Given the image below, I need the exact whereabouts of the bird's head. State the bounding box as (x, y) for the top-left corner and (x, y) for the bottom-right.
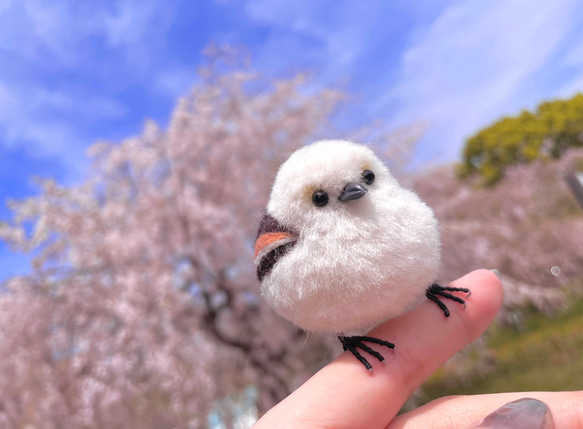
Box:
(267, 140), (399, 236)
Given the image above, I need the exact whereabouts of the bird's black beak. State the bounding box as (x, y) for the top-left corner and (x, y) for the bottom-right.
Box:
(339, 182), (368, 201)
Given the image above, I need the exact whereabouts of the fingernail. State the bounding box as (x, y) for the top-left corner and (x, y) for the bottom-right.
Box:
(468, 398), (555, 428)
(489, 268), (500, 279)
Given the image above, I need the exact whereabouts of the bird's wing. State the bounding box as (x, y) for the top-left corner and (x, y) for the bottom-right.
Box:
(255, 213), (298, 281)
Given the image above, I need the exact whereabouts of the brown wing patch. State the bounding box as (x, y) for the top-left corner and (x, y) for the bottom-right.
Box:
(257, 241), (296, 282)
(255, 213), (298, 281)
(256, 213), (296, 237)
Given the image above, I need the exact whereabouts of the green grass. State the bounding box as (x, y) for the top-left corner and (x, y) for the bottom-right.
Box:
(420, 295), (583, 401)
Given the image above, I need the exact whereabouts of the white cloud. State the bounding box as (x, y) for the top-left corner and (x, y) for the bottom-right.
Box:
(0, 0), (174, 170)
(0, 81), (127, 179)
(554, 22), (583, 97)
(244, 1), (583, 163)
(244, 1), (369, 77)
(0, 0), (12, 13)
(0, 1), (103, 66)
(556, 74), (583, 100)
(378, 0), (578, 161)
(564, 46), (583, 68)
(153, 67), (198, 99)
(2, 0), (582, 173)
(0, 87), (73, 177)
(103, 0), (175, 68)
(0, 0), (174, 69)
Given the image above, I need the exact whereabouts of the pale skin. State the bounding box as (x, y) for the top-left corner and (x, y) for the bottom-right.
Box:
(253, 269), (583, 428)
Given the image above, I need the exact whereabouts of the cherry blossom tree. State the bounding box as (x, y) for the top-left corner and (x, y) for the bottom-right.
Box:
(415, 148), (583, 322)
(4, 44), (581, 427)
(0, 51), (343, 427)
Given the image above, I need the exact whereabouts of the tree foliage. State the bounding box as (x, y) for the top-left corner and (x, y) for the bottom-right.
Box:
(4, 47), (581, 427)
(417, 148), (583, 322)
(0, 48), (424, 427)
(0, 53), (343, 427)
(459, 94), (583, 185)
(412, 149), (583, 406)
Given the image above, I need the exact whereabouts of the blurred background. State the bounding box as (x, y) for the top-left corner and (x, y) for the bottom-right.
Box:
(1, 1), (583, 428)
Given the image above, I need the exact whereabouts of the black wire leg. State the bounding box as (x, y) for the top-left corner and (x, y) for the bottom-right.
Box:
(426, 283), (471, 317)
(338, 335), (395, 372)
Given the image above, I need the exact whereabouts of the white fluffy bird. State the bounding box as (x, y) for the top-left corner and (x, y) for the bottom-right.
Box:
(254, 140), (469, 369)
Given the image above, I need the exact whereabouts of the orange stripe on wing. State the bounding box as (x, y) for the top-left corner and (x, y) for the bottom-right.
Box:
(254, 232), (296, 259)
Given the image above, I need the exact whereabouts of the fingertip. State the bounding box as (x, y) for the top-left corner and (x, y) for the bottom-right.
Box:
(452, 268), (503, 312)
(253, 271), (506, 429)
(453, 268), (502, 290)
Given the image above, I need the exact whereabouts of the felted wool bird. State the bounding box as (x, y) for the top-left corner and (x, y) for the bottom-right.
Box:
(254, 139), (469, 370)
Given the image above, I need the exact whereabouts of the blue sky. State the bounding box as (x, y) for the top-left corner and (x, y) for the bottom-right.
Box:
(2, 0), (583, 280)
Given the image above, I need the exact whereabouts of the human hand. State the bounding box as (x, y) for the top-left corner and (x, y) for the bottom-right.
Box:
(252, 269), (583, 428)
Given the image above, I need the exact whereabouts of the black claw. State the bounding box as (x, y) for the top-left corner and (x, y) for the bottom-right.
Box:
(433, 290), (466, 305)
(338, 335), (395, 371)
(426, 292), (450, 316)
(439, 286), (471, 294)
(426, 283), (471, 317)
(352, 341), (385, 363)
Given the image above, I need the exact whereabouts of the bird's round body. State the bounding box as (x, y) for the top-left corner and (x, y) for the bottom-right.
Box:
(255, 140), (440, 334)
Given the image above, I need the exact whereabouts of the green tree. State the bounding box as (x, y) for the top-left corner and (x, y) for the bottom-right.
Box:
(459, 93), (583, 185)
(538, 94), (583, 157)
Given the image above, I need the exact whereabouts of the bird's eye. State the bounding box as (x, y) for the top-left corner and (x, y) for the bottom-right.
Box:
(362, 169), (375, 185)
(312, 190), (329, 207)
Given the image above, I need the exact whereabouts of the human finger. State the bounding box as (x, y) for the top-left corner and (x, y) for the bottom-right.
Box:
(253, 269), (503, 429)
(387, 391), (583, 429)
